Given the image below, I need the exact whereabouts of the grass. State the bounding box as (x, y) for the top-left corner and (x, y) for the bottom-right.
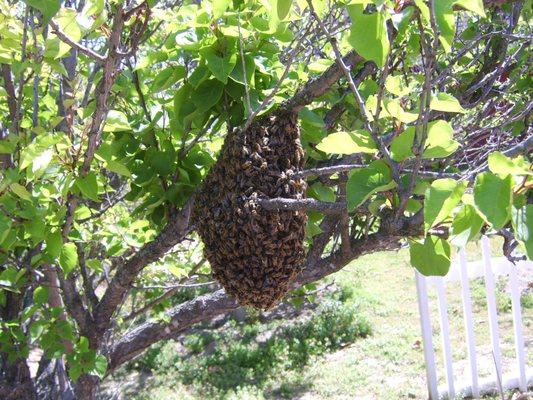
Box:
(106, 239), (532, 399)
(124, 298), (371, 399)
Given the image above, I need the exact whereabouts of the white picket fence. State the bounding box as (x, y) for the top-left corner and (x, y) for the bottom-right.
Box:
(416, 236), (532, 399)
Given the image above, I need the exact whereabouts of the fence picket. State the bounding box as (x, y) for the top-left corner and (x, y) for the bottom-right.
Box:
(480, 236), (503, 387)
(418, 237), (530, 399)
(435, 278), (455, 398)
(416, 271), (439, 400)
(508, 261), (527, 391)
(459, 248), (480, 398)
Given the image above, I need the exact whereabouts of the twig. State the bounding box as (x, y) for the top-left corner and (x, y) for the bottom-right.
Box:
(243, 20), (313, 129)
(297, 164), (461, 179)
(257, 197), (346, 214)
(49, 21), (106, 63)
(133, 281), (215, 290)
(397, 5), (439, 217)
(78, 192), (127, 223)
(306, 0), (400, 186)
(237, 11), (252, 116)
(77, 243), (99, 310)
(124, 258), (205, 321)
(12, 6), (29, 134)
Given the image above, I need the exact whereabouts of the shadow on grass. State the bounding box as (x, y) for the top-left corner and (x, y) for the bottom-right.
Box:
(134, 298), (371, 399)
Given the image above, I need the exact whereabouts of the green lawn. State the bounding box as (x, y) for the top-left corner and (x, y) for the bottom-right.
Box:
(106, 240), (532, 400)
(289, 242), (532, 399)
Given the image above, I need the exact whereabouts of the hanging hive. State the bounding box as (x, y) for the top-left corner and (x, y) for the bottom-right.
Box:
(192, 110), (307, 309)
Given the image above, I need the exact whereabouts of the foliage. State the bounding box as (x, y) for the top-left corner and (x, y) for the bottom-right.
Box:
(0, 0), (531, 397)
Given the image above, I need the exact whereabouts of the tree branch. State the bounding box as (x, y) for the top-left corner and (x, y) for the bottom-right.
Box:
(305, 1), (400, 186)
(49, 21), (105, 63)
(297, 164), (461, 180)
(257, 197), (346, 214)
(1, 64), (17, 120)
(244, 19), (313, 129)
(93, 198), (193, 337)
(123, 258), (205, 322)
(283, 51), (364, 112)
(106, 212), (422, 371)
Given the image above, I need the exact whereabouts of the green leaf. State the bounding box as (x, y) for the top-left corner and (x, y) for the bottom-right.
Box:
(90, 354), (108, 378)
(68, 363), (83, 382)
(488, 152), (532, 176)
(390, 127), (415, 161)
(59, 243), (78, 277)
(45, 229), (63, 259)
(430, 92), (466, 113)
(10, 183), (31, 201)
(200, 47), (237, 84)
(191, 78), (225, 113)
(450, 204), (484, 248)
(434, 0), (456, 52)
(212, 0), (232, 18)
(512, 205), (533, 260)
(23, 0), (60, 23)
(346, 160), (396, 211)
(347, 5), (390, 68)
(106, 160), (131, 177)
(29, 320), (47, 341)
(299, 108), (325, 128)
(414, 0), (430, 21)
(188, 65), (210, 88)
(474, 172), (512, 230)
(424, 178), (466, 233)
(391, 121), (459, 161)
(33, 287), (49, 305)
(168, 264), (185, 278)
(147, 150), (175, 176)
(25, 219), (46, 244)
(0, 135), (18, 154)
(86, 259), (103, 273)
(230, 55), (256, 85)
(384, 75), (411, 97)
(75, 172), (99, 202)
(309, 182), (336, 203)
(31, 149), (54, 178)
(151, 66), (186, 92)
(316, 130), (376, 155)
(0, 214), (12, 245)
(410, 236), (451, 276)
(384, 99), (418, 123)
(173, 84), (192, 121)
(423, 120), (459, 159)
(276, 0), (292, 20)
(54, 8), (82, 42)
(103, 111), (131, 132)
(455, 0), (486, 17)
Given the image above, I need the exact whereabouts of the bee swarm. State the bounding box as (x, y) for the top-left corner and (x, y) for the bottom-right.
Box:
(193, 111), (307, 309)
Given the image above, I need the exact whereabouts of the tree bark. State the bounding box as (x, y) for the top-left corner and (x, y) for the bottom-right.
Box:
(106, 213), (422, 372)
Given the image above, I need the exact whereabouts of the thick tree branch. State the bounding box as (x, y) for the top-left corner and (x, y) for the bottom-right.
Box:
(283, 51), (364, 112)
(257, 197), (346, 214)
(298, 164), (462, 180)
(93, 198), (193, 337)
(1, 64), (17, 120)
(107, 213), (422, 371)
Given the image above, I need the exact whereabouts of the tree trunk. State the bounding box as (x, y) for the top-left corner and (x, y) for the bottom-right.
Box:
(74, 374), (100, 400)
(0, 357), (37, 400)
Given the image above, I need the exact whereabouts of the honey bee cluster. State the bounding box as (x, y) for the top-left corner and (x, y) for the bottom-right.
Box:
(193, 111), (308, 309)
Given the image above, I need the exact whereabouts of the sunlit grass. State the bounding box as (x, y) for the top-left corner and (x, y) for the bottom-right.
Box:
(108, 240), (531, 400)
